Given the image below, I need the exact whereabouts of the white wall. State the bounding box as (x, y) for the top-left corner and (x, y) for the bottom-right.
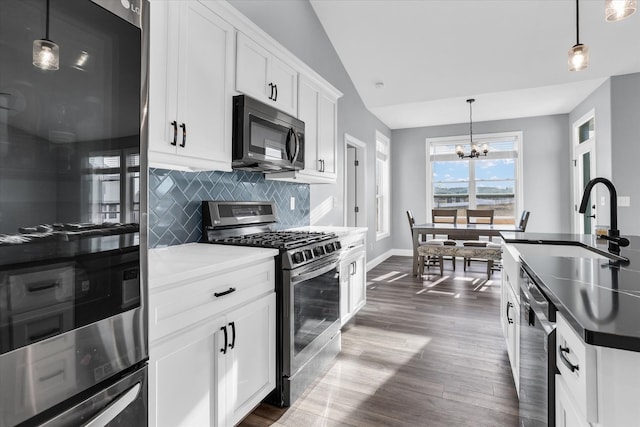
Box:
(391, 115), (571, 250)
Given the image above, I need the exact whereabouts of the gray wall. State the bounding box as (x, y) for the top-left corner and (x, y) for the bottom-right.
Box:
(569, 79), (613, 228)
(391, 115), (571, 250)
(228, 0), (393, 260)
(611, 73), (640, 236)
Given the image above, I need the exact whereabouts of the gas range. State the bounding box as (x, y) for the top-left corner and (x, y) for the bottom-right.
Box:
(202, 201), (341, 270)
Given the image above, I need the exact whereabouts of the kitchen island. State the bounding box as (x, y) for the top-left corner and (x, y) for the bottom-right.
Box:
(500, 232), (640, 427)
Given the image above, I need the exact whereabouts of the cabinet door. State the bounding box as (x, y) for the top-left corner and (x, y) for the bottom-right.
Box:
(175, 1), (233, 165)
(148, 1), (179, 156)
(556, 375), (589, 427)
(339, 259), (352, 325)
(316, 91), (337, 176)
(150, 316), (226, 427)
(225, 293), (276, 426)
(236, 33), (271, 102)
(350, 251), (366, 314)
(298, 77), (319, 172)
(270, 55), (298, 116)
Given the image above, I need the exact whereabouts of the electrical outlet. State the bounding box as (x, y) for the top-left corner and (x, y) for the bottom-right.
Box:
(290, 197), (295, 210)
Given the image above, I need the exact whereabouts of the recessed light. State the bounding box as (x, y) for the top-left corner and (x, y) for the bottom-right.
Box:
(375, 82), (384, 89)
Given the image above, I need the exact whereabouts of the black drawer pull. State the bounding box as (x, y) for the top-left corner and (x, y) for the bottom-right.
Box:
(27, 281), (59, 292)
(214, 287), (236, 298)
(39, 369), (65, 383)
(29, 327), (61, 342)
(559, 346), (580, 372)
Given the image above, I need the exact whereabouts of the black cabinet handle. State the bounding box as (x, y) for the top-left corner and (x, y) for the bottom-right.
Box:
(170, 121), (177, 146)
(220, 326), (228, 354)
(179, 123), (186, 147)
(229, 322), (236, 349)
(214, 287), (236, 298)
(506, 302), (513, 324)
(268, 82), (274, 100)
(274, 84), (278, 101)
(559, 346), (579, 372)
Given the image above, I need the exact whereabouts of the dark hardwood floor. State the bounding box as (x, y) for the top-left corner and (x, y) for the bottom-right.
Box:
(240, 256), (519, 426)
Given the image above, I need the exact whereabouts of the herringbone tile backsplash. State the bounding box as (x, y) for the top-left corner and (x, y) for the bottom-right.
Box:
(148, 169), (310, 248)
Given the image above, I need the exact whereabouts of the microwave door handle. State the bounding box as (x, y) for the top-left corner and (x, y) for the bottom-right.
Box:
(292, 130), (300, 164)
(285, 128), (293, 162)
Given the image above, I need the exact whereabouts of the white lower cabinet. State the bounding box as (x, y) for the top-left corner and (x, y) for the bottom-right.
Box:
(339, 242), (366, 326)
(150, 293), (275, 427)
(556, 374), (589, 427)
(500, 243), (520, 392)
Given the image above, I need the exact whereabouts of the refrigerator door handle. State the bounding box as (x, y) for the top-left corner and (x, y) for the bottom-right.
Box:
(84, 382), (141, 427)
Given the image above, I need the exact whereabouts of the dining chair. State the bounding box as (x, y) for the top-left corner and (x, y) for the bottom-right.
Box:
(463, 209), (495, 272)
(431, 209), (458, 270)
(518, 210), (530, 231)
(407, 210), (455, 273)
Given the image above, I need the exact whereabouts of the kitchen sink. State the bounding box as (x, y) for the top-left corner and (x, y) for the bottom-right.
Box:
(511, 243), (612, 260)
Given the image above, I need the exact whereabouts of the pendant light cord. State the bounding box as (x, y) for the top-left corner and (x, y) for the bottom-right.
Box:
(45, 0), (50, 40)
(576, 0), (580, 45)
(468, 99), (474, 144)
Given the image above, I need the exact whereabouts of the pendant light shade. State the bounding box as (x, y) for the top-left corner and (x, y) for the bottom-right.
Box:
(605, 0), (637, 21)
(568, 44), (589, 71)
(569, 0), (589, 71)
(33, 0), (59, 71)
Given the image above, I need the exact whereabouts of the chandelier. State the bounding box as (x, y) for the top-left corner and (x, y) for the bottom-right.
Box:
(456, 99), (488, 159)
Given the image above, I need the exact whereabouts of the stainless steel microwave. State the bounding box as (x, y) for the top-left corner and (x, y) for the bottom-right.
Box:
(232, 95), (305, 172)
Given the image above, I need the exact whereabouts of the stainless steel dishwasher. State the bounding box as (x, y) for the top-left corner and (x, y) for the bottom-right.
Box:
(519, 266), (557, 426)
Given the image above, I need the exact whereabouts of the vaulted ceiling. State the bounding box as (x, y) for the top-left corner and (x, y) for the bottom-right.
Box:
(310, 0), (640, 129)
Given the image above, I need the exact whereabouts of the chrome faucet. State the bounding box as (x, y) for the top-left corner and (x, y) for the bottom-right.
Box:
(579, 177), (629, 255)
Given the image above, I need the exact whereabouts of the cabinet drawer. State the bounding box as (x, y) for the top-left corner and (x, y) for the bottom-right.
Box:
(501, 243), (520, 298)
(149, 259), (274, 342)
(556, 313), (597, 423)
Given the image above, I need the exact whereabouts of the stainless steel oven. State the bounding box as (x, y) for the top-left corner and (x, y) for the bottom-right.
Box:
(519, 266), (556, 426)
(0, 0), (148, 425)
(282, 253), (341, 406)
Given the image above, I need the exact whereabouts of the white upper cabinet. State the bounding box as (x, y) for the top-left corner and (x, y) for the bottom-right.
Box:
(236, 33), (297, 116)
(149, 1), (234, 171)
(267, 74), (341, 184)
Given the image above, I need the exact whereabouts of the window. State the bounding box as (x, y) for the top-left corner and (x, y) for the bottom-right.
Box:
(426, 132), (522, 224)
(376, 131), (390, 239)
(84, 150), (140, 224)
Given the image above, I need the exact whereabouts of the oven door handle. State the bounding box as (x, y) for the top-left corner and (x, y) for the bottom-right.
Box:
(290, 258), (340, 284)
(84, 382), (141, 427)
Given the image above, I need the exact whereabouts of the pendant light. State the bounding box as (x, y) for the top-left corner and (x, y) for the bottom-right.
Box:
(605, 0), (636, 21)
(33, 0), (59, 71)
(568, 0), (589, 71)
(455, 99), (488, 159)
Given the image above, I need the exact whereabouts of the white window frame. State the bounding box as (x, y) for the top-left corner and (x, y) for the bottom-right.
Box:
(425, 131), (524, 223)
(376, 131), (391, 240)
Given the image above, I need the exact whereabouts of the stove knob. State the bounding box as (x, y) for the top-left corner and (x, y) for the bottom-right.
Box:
(313, 246), (325, 257)
(325, 243), (334, 253)
(292, 251), (304, 264)
(304, 249), (313, 260)
(334, 241), (342, 250)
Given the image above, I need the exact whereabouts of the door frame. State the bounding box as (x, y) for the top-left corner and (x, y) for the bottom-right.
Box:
(343, 133), (367, 227)
(572, 109), (597, 234)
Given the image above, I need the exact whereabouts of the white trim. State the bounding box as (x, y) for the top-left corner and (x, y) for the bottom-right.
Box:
(343, 133), (368, 227)
(425, 131), (524, 222)
(571, 109), (597, 234)
(375, 131), (391, 240)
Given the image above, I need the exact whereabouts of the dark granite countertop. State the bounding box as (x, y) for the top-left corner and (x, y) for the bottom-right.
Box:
(500, 232), (640, 352)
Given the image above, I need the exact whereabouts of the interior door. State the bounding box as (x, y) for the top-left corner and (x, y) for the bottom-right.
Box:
(572, 114), (596, 235)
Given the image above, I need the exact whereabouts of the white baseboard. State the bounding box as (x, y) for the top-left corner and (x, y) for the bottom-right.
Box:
(366, 248), (413, 271)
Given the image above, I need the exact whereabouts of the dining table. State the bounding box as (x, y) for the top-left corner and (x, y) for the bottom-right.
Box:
(411, 222), (523, 276)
